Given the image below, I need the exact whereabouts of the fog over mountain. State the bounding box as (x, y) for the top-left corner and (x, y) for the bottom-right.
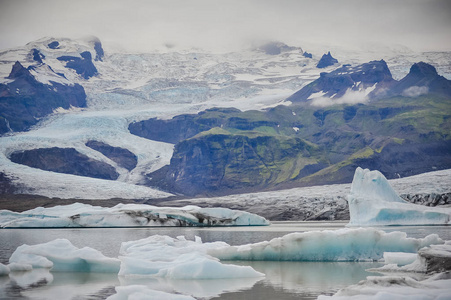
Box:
(0, 0), (450, 52)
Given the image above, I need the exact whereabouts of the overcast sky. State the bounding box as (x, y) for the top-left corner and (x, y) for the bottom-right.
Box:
(0, 0), (450, 52)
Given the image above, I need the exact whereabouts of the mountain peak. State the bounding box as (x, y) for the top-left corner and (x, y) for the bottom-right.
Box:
(316, 52), (338, 68)
(7, 61), (31, 80)
(409, 62), (438, 78)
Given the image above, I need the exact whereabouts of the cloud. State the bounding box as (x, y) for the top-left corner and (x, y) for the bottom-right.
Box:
(0, 0), (450, 52)
(310, 89), (369, 107)
(402, 86), (429, 97)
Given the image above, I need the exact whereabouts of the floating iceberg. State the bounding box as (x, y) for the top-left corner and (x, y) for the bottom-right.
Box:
(318, 273), (451, 300)
(208, 227), (442, 261)
(0, 203), (269, 228)
(118, 235), (264, 279)
(371, 241), (451, 274)
(319, 243), (451, 299)
(9, 239), (120, 273)
(347, 167), (451, 226)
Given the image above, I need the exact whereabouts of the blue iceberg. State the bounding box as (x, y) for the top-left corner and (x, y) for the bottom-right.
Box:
(347, 167), (451, 226)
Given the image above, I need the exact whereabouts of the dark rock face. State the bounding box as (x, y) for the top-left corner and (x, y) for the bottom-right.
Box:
(0, 61), (87, 135)
(31, 49), (45, 64)
(129, 107), (242, 144)
(9, 147), (119, 180)
(303, 52), (312, 58)
(93, 40), (104, 61)
(0, 172), (16, 194)
(47, 41), (60, 49)
(289, 60), (394, 102)
(86, 141), (137, 171)
(57, 51), (98, 79)
(148, 132), (322, 196)
(316, 51), (338, 68)
(388, 62), (451, 98)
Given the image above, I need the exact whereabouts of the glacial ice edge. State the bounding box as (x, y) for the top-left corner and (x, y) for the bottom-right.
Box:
(347, 167), (451, 226)
(0, 203), (270, 228)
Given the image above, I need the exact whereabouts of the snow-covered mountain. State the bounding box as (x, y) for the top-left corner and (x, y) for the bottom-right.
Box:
(0, 37), (450, 200)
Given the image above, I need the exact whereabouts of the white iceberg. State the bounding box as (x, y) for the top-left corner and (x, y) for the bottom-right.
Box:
(347, 167), (451, 226)
(383, 252), (417, 267)
(371, 241), (451, 274)
(9, 238), (120, 273)
(0, 203), (270, 228)
(208, 228), (442, 261)
(319, 243), (451, 299)
(118, 235), (264, 279)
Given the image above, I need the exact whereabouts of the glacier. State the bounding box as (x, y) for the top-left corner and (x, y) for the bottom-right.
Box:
(347, 167), (451, 226)
(2, 37), (451, 201)
(207, 227), (443, 261)
(0, 203), (270, 228)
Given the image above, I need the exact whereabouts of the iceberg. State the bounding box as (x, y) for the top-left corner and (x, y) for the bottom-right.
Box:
(118, 235), (264, 279)
(9, 239), (120, 273)
(347, 167), (451, 226)
(371, 242), (451, 274)
(319, 243), (451, 299)
(208, 228), (442, 261)
(317, 273), (451, 300)
(0, 203), (269, 228)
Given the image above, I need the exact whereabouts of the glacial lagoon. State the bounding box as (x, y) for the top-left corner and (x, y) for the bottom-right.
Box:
(1, 221), (450, 299)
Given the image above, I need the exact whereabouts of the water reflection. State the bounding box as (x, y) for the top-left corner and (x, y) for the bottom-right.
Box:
(0, 261), (382, 299)
(1, 270), (119, 299)
(119, 276), (262, 299)
(0, 222), (448, 299)
(228, 261), (382, 297)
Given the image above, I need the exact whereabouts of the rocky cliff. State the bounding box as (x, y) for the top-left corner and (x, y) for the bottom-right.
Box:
(0, 61), (86, 135)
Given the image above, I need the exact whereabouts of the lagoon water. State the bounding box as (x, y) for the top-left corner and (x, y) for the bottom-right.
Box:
(1, 221), (450, 299)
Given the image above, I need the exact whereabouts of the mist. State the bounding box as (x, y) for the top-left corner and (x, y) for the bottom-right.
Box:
(0, 0), (450, 52)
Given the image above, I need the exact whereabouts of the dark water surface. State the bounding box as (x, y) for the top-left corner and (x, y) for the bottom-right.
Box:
(0, 221), (449, 299)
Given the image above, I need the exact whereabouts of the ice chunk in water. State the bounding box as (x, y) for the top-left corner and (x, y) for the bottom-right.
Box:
(347, 167), (451, 226)
(118, 235), (264, 279)
(0, 203), (270, 228)
(9, 239), (120, 273)
(208, 228), (442, 261)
